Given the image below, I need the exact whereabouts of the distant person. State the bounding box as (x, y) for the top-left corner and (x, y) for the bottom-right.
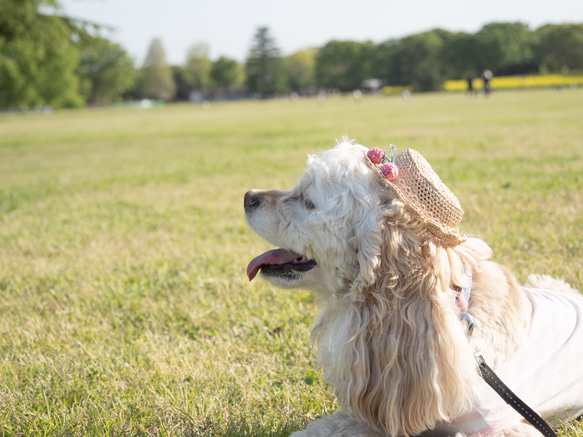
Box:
(466, 74), (476, 97)
(482, 69), (493, 97)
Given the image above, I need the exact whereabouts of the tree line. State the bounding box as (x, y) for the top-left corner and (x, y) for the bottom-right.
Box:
(1, 0), (582, 108)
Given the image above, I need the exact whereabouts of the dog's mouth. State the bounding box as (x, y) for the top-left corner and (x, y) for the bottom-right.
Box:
(246, 249), (317, 281)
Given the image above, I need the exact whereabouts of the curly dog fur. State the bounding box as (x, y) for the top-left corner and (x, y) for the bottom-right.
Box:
(244, 140), (583, 437)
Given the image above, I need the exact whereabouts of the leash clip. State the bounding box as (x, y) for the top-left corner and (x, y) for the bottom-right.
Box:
(474, 351), (485, 365)
(459, 312), (475, 337)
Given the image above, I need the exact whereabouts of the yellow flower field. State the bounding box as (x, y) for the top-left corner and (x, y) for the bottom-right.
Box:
(445, 74), (583, 91)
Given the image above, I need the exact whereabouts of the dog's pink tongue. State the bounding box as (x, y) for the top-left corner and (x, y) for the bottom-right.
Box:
(247, 249), (301, 281)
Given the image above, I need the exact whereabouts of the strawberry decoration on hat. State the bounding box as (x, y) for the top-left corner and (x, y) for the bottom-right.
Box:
(367, 147), (385, 165)
(381, 162), (399, 180)
(367, 145), (399, 181)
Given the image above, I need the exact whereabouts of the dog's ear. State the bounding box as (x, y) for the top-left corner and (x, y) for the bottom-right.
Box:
(341, 229), (483, 436)
(351, 205), (390, 295)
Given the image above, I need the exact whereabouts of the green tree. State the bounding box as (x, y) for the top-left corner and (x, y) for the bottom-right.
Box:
(440, 32), (484, 79)
(371, 39), (399, 84)
(141, 37), (175, 101)
(282, 48), (316, 93)
(315, 40), (374, 90)
(171, 66), (190, 101)
(183, 42), (211, 90)
(476, 22), (538, 75)
(380, 30), (451, 91)
(245, 26), (287, 97)
(76, 35), (136, 103)
(210, 56), (243, 89)
(0, 0), (83, 108)
(537, 23), (583, 72)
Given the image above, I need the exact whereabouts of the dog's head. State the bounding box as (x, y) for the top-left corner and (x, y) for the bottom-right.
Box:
(244, 141), (421, 297)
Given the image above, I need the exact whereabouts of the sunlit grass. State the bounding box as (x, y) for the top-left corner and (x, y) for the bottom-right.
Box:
(0, 89), (582, 435)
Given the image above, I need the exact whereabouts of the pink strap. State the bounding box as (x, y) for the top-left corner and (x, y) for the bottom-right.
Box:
(455, 268), (473, 314)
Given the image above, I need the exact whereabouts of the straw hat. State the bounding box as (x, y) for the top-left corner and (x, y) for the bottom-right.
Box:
(364, 147), (466, 246)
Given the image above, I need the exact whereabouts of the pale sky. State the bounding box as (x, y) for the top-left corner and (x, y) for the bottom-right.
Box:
(58, 0), (583, 66)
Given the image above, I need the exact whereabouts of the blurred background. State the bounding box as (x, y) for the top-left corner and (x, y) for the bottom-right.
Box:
(1, 0), (582, 110)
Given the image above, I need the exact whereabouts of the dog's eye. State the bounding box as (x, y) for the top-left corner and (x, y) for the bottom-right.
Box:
(300, 193), (315, 210)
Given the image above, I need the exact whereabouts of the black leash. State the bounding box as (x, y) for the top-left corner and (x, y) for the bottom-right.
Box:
(476, 353), (557, 437)
(458, 308), (557, 437)
(456, 275), (557, 437)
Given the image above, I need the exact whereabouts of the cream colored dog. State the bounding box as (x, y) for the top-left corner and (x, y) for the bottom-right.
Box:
(244, 140), (583, 437)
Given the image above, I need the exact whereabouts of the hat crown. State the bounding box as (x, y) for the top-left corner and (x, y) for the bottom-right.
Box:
(394, 149), (464, 229)
(365, 148), (466, 246)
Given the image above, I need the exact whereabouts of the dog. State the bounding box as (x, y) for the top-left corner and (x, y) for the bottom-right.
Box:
(244, 139), (583, 437)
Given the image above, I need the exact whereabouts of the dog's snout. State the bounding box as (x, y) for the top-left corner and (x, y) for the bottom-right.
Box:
(244, 190), (262, 211)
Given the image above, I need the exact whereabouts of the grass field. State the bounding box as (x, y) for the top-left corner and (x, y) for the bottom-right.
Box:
(1, 89), (582, 436)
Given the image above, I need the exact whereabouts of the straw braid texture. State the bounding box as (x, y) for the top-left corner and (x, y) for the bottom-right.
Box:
(364, 149), (467, 246)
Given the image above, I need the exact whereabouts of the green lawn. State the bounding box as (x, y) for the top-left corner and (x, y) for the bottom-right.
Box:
(1, 90), (582, 436)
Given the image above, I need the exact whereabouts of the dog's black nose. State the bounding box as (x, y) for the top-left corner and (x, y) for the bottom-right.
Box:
(244, 190), (261, 211)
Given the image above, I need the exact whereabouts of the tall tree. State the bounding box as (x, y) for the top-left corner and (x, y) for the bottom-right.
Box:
(372, 30), (451, 91)
(245, 26), (287, 97)
(537, 23), (583, 72)
(76, 35), (136, 103)
(371, 39), (399, 84)
(282, 48), (316, 93)
(440, 32), (484, 79)
(210, 56), (243, 89)
(315, 40), (374, 91)
(171, 66), (190, 101)
(0, 0), (83, 108)
(183, 42), (211, 91)
(476, 22), (538, 75)
(140, 38), (175, 101)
